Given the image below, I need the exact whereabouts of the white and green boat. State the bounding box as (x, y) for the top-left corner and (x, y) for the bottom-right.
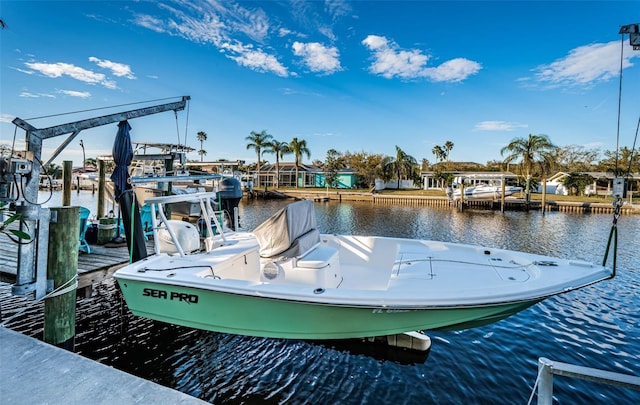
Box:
(113, 192), (613, 340)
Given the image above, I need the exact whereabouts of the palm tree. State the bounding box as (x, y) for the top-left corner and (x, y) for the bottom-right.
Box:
(386, 145), (417, 189)
(264, 139), (290, 188)
(443, 141), (454, 161)
(246, 130), (273, 186)
(288, 137), (311, 188)
(501, 134), (557, 204)
(432, 145), (446, 163)
(196, 131), (207, 162)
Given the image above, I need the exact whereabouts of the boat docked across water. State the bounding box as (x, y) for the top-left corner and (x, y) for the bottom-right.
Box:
(450, 183), (523, 201)
(113, 192), (612, 340)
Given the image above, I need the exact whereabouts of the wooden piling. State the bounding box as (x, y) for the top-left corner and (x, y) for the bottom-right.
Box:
(541, 178), (547, 216)
(62, 160), (73, 206)
(97, 159), (106, 218)
(44, 206), (79, 350)
(501, 178), (506, 213)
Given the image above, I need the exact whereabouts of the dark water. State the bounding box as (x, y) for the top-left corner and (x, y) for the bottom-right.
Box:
(21, 195), (640, 403)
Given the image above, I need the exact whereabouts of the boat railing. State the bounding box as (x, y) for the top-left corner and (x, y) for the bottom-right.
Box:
(530, 357), (640, 405)
(144, 191), (227, 256)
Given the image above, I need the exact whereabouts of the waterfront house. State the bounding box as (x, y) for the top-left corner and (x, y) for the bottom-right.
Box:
(256, 163), (358, 189)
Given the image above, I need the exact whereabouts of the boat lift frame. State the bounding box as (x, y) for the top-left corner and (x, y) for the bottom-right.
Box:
(9, 96), (190, 299)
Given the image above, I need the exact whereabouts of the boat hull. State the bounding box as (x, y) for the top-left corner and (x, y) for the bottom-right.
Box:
(117, 278), (539, 339)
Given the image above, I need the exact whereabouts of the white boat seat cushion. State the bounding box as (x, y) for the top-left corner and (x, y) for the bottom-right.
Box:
(297, 245), (339, 269)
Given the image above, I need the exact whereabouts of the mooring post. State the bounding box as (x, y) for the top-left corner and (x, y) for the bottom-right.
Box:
(541, 178), (547, 216)
(62, 160), (72, 206)
(44, 206), (79, 351)
(501, 176), (506, 213)
(97, 158), (106, 218)
(537, 357), (554, 405)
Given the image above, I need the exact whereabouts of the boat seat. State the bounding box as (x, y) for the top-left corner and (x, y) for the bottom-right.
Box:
(254, 200), (319, 259)
(297, 245), (339, 269)
(157, 220), (200, 255)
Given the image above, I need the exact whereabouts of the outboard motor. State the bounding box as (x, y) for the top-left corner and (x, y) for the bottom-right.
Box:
(218, 177), (243, 230)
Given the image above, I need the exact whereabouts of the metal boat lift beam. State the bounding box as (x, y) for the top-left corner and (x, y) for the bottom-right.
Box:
(10, 96), (190, 298)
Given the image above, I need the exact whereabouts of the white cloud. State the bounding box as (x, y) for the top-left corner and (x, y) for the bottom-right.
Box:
(1, 113), (15, 123)
(531, 41), (639, 88)
(474, 121), (528, 131)
(362, 35), (481, 82)
(135, 2), (289, 77)
(23, 61), (117, 89)
(19, 91), (56, 98)
(89, 57), (136, 79)
(59, 90), (91, 98)
(292, 41), (341, 74)
(325, 0), (352, 20)
(132, 14), (166, 33)
(230, 49), (289, 77)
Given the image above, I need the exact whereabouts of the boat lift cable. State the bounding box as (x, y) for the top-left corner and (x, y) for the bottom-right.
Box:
(602, 26), (639, 277)
(604, 116), (640, 277)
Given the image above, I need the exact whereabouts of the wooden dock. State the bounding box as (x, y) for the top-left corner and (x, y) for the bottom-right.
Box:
(0, 233), (153, 298)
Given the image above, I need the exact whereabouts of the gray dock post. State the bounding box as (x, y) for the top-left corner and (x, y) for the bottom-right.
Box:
(537, 357), (554, 405)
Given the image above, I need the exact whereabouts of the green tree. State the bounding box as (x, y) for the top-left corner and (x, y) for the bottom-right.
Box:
(501, 134), (557, 204)
(598, 147), (639, 176)
(45, 163), (62, 179)
(196, 131), (208, 162)
(84, 157), (97, 168)
(264, 139), (290, 188)
(324, 149), (344, 188)
(288, 137), (311, 188)
(563, 173), (595, 196)
(342, 151), (386, 188)
(246, 130), (273, 185)
(385, 145), (417, 189)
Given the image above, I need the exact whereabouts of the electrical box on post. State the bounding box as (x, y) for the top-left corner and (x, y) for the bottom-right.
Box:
(612, 178), (627, 199)
(10, 158), (32, 175)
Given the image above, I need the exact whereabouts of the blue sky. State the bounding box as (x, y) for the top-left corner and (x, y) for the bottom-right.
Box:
(1, 1), (639, 168)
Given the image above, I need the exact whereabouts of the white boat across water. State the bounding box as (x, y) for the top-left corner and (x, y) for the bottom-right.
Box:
(451, 183), (523, 201)
(113, 192), (612, 340)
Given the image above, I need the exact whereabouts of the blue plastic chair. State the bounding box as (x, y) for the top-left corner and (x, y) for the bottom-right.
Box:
(139, 204), (155, 240)
(79, 206), (91, 254)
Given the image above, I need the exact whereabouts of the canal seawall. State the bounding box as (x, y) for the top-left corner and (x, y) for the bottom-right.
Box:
(274, 190), (640, 215)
